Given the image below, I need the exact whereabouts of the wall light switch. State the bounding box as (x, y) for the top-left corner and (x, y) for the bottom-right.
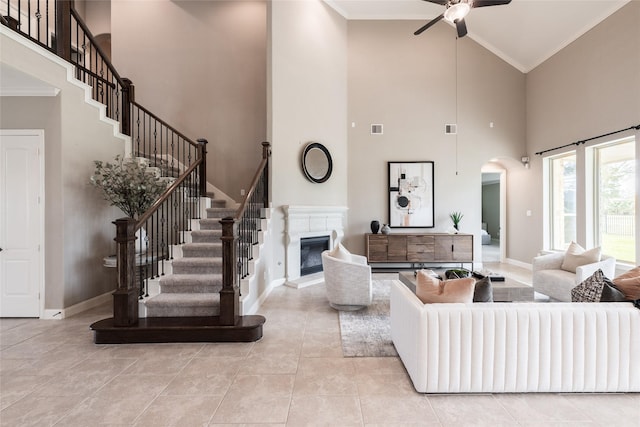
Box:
(526, 210), (532, 217)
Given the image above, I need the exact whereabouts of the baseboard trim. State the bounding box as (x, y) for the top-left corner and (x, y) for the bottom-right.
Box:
(41, 309), (65, 320)
(505, 257), (532, 270)
(41, 291), (112, 320)
(243, 278), (285, 315)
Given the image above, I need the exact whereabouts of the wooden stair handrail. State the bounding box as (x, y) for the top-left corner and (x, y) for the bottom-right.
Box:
(133, 101), (201, 149)
(69, 7), (125, 87)
(135, 158), (202, 229)
(234, 141), (271, 220)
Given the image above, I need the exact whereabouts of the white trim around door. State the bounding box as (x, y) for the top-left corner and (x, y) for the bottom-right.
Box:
(0, 129), (45, 318)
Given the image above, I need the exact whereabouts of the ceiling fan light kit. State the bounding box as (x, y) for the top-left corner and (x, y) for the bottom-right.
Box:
(443, 2), (470, 23)
(415, 0), (512, 38)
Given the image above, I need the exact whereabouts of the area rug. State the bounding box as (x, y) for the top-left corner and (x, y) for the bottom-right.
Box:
(338, 280), (399, 357)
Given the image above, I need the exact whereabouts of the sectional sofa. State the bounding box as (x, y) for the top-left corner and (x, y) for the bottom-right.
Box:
(390, 280), (640, 393)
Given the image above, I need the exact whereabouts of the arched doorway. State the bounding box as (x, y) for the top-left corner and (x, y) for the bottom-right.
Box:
(481, 163), (506, 265)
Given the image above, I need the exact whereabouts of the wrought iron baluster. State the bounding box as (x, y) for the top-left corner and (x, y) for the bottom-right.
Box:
(36, 1), (42, 43)
(46, 0), (49, 47)
(160, 186), (166, 276)
(153, 120), (158, 166)
(27, 0), (30, 38)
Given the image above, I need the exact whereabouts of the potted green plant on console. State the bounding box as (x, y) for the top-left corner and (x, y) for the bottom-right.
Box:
(449, 211), (464, 232)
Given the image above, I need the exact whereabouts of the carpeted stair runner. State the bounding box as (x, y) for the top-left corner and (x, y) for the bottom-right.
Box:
(144, 204), (236, 317)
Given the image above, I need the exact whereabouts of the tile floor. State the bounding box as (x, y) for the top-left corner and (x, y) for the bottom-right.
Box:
(1, 264), (639, 426)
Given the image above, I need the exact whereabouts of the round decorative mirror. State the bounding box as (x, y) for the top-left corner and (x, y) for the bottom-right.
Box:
(301, 142), (332, 183)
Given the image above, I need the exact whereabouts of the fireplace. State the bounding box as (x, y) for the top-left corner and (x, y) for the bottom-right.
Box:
(300, 235), (330, 276)
(283, 205), (347, 288)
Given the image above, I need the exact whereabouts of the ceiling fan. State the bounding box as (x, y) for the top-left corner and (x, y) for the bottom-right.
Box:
(414, 0), (512, 38)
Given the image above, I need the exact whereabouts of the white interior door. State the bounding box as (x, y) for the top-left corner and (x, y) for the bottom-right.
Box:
(0, 130), (44, 317)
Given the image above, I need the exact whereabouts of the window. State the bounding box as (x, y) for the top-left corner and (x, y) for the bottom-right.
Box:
(545, 136), (637, 265)
(593, 139), (636, 264)
(549, 153), (576, 250)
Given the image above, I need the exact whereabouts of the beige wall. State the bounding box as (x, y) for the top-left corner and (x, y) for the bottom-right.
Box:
(81, 0), (111, 36)
(1, 31), (125, 310)
(5, 0), (638, 313)
(267, 0), (349, 280)
(111, 0), (267, 201)
(346, 20), (526, 260)
(0, 97), (65, 309)
(523, 1), (640, 263)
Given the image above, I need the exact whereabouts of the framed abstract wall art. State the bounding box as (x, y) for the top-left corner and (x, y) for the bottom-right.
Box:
(388, 161), (434, 228)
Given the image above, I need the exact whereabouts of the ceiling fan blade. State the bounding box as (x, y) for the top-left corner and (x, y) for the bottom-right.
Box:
(455, 18), (468, 38)
(414, 13), (444, 35)
(420, 0), (448, 5)
(472, 0), (512, 8)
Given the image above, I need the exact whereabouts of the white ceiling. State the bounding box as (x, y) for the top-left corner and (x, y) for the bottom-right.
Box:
(325, 0), (631, 72)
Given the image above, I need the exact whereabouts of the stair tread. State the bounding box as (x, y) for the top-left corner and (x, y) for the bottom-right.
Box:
(146, 293), (220, 305)
(160, 274), (222, 283)
(172, 257), (222, 265)
(160, 273), (222, 287)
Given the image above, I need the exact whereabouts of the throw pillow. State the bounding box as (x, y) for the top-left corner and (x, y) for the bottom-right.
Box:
(612, 266), (640, 300)
(328, 242), (351, 261)
(561, 241), (601, 273)
(444, 268), (471, 279)
(415, 270), (475, 304)
(471, 273), (493, 303)
(571, 269), (626, 302)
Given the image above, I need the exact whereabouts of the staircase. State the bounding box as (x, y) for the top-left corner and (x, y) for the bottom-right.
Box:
(2, 1), (268, 343)
(143, 203), (235, 317)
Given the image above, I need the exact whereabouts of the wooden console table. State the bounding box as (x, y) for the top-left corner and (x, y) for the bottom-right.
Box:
(365, 233), (473, 268)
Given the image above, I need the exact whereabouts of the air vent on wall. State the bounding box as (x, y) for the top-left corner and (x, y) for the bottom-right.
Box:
(445, 124), (457, 134)
(371, 124), (383, 135)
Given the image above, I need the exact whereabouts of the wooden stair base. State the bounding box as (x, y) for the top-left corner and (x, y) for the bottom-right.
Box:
(90, 315), (265, 344)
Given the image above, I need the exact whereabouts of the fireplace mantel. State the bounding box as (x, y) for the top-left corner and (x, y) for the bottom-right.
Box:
(283, 205), (347, 287)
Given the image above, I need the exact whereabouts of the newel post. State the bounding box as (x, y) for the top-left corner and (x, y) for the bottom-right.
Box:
(121, 78), (135, 137)
(261, 141), (271, 209)
(113, 218), (139, 326)
(197, 138), (208, 196)
(220, 217), (239, 325)
(55, 0), (72, 61)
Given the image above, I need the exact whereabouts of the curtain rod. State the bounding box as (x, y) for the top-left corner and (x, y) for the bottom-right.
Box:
(535, 124), (640, 156)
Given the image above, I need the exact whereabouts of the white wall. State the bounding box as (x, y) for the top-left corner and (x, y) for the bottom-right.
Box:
(267, 0), (349, 280)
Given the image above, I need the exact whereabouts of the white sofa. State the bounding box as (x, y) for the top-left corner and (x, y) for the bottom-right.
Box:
(532, 252), (616, 301)
(390, 280), (640, 393)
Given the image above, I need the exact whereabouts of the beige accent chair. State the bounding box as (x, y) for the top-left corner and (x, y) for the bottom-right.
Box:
(532, 252), (616, 301)
(321, 250), (372, 310)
